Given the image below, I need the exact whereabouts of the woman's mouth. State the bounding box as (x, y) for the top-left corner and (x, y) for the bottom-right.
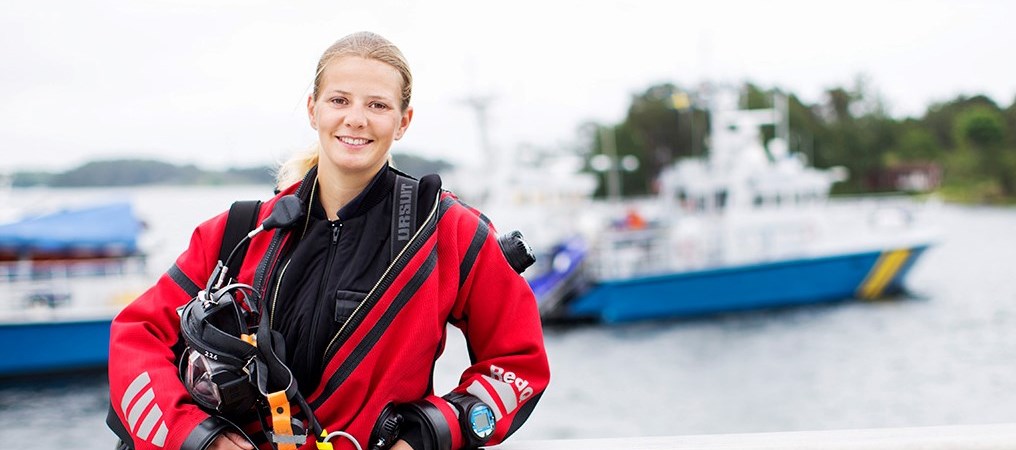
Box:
(338, 136), (372, 146)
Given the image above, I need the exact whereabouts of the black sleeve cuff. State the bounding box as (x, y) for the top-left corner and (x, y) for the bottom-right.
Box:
(396, 400), (452, 450)
(181, 415), (233, 450)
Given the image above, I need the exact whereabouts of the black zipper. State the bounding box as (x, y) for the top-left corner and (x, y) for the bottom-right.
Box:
(315, 221), (342, 303)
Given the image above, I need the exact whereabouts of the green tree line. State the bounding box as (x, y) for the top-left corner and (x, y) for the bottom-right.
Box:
(10, 153), (452, 188)
(585, 80), (1016, 203)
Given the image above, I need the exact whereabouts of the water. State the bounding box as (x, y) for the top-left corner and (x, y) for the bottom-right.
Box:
(2, 187), (1015, 446)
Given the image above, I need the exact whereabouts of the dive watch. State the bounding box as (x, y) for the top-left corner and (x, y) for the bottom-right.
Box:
(445, 393), (495, 447)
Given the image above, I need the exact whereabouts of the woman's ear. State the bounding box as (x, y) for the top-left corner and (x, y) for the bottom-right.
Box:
(395, 106), (414, 140)
(307, 95), (318, 130)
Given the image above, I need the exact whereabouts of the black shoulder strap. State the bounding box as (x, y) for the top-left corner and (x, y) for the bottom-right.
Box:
(220, 200), (262, 282)
(390, 174), (419, 261)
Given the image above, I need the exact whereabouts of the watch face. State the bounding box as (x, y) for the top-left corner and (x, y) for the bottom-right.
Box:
(468, 404), (495, 439)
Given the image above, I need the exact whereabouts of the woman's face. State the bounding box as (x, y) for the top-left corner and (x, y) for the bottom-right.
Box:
(308, 56), (412, 178)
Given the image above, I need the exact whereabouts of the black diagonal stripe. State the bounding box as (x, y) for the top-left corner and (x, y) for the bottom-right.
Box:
(458, 219), (489, 288)
(310, 247), (439, 409)
(439, 196), (456, 215)
(505, 391), (543, 439)
(452, 198), (490, 224)
(167, 263), (200, 298)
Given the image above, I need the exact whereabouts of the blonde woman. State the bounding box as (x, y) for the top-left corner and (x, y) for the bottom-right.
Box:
(108, 31), (549, 450)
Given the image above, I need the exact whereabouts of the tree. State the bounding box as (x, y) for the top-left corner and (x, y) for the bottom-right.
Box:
(883, 119), (942, 164)
(622, 84), (686, 183)
(952, 105), (1013, 197)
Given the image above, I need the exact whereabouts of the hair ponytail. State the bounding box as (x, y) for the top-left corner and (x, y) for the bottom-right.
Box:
(275, 144), (320, 190)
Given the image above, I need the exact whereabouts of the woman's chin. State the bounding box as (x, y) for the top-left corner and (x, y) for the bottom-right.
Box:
(324, 154), (386, 176)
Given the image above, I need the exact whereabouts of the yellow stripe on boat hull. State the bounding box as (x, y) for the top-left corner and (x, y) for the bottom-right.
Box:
(857, 249), (911, 300)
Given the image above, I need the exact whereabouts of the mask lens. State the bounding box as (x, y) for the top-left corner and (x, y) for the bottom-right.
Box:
(185, 349), (222, 410)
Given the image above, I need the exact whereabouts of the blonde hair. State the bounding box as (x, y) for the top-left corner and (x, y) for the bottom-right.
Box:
(275, 31), (413, 190)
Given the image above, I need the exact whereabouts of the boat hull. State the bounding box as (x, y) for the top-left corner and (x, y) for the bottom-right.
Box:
(560, 245), (929, 323)
(0, 317), (112, 377)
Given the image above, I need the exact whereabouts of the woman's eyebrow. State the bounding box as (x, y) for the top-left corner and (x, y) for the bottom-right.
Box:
(326, 89), (394, 100)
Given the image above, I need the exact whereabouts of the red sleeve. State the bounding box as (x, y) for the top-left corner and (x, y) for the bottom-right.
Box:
(108, 212), (228, 449)
(447, 215), (551, 446)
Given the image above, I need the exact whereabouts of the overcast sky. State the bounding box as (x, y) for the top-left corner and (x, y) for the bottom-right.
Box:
(2, 0), (1013, 172)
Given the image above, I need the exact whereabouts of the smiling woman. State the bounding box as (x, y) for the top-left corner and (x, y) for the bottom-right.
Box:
(105, 31), (549, 450)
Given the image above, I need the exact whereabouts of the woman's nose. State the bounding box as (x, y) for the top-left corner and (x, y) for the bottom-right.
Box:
(345, 105), (367, 128)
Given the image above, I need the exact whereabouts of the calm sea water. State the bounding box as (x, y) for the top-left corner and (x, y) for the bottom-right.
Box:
(2, 186), (1015, 446)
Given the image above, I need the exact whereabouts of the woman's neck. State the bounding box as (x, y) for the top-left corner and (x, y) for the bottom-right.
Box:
(316, 164), (382, 220)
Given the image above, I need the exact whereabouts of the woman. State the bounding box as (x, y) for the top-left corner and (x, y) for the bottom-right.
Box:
(107, 31), (549, 450)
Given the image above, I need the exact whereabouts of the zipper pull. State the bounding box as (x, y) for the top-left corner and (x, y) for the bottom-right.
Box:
(332, 223), (341, 245)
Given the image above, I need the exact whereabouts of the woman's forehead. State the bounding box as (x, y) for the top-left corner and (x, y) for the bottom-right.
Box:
(320, 56), (402, 90)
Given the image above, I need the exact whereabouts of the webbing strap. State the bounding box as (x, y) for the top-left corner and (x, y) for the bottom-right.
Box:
(390, 175), (419, 262)
(220, 200), (262, 282)
(268, 391), (298, 450)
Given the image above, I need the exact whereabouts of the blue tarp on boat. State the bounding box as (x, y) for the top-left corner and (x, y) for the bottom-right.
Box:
(0, 201), (142, 254)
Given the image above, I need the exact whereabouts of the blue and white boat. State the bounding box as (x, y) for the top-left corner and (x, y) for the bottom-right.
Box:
(0, 201), (148, 377)
(527, 89), (939, 323)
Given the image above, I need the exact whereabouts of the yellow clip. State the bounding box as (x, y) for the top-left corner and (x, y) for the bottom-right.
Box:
(316, 429), (334, 450)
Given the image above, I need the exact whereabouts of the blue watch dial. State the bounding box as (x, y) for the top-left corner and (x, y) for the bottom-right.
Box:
(468, 403), (495, 439)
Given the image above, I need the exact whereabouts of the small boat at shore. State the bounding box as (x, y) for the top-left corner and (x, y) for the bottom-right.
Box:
(528, 90), (939, 323)
(0, 201), (149, 377)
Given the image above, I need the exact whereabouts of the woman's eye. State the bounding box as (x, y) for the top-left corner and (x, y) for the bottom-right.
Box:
(370, 102), (389, 110)
(330, 97), (347, 105)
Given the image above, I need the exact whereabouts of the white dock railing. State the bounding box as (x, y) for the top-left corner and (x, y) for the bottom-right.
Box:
(494, 423), (1016, 449)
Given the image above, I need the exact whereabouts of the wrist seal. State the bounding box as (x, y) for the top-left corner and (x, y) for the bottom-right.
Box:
(181, 415), (234, 450)
(369, 403), (403, 450)
(396, 400), (452, 450)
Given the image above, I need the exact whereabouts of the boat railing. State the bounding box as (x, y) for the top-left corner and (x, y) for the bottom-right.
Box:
(0, 255), (147, 282)
(585, 226), (679, 281)
(0, 256), (150, 310)
(582, 198), (936, 284)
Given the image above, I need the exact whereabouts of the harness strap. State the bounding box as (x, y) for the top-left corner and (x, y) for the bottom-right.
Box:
(390, 175), (419, 262)
(220, 200), (262, 282)
(254, 294), (322, 448)
(268, 391), (299, 450)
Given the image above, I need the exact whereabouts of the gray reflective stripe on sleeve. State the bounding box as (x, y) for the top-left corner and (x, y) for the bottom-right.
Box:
(127, 388), (155, 431)
(466, 379), (505, 421)
(121, 371), (152, 414)
(151, 423), (169, 447)
(120, 371), (169, 448)
(168, 263), (201, 298)
(136, 403), (164, 441)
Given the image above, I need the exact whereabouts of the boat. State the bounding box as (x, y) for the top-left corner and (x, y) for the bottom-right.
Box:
(0, 200), (149, 377)
(527, 88), (939, 323)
